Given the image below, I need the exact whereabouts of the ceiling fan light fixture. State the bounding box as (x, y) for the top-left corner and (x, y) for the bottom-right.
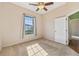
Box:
(29, 2), (54, 11)
(37, 5), (45, 10)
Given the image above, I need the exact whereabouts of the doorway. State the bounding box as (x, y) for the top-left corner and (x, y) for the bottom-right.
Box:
(68, 11), (79, 53)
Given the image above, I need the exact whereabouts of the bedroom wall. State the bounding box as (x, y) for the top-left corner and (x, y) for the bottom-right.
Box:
(1, 2), (79, 47)
(70, 19), (79, 36)
(0, 2), (43, 47)
(42, 2), (79, 41)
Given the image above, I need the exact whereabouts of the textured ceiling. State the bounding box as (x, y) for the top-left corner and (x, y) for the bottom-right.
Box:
(12, 2), (66, 15)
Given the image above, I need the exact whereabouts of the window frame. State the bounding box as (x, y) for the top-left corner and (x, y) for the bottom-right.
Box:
(23, 16), (36, 36)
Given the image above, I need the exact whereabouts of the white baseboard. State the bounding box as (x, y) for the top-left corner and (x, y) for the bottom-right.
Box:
(2, 37), (43, 48)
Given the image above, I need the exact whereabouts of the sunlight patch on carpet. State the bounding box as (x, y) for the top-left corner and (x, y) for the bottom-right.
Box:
(26, 43), (48, 56)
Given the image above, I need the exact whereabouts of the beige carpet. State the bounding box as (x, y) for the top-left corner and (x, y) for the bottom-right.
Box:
(0, 39), (78, 56)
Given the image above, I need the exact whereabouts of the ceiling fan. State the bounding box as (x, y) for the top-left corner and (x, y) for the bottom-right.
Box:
(29, 2), (54, 11)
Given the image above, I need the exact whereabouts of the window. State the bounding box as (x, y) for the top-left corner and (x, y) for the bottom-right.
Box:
(24, 16), (36, 35)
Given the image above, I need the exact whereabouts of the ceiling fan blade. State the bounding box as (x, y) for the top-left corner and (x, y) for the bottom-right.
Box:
(29, 3), (38, 6)
(45, 2), (54, 6)
(43, 7), (48, 11)
(36, 8), (39, 11)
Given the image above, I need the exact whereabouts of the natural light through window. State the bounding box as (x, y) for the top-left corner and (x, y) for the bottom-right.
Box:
(26, 43), (48, 56)
(24, 16), (35, 35)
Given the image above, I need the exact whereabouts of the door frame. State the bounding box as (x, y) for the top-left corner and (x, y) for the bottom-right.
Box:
(54, 9), (79, 45)
(54, 16), (69, 45)
(66, 9), (79, 17)
(66, 9), (79, 45)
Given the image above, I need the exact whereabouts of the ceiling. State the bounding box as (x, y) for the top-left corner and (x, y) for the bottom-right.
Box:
(12, 2), (66, 15)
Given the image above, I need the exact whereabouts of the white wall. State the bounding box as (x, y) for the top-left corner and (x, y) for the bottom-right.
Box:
(0, 3), (43, 47)
(70, 19), (79, 36)
(42, 16), (55, 40)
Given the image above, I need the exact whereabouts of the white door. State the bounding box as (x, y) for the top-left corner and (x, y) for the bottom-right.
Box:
(54, 17), (68, 45)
